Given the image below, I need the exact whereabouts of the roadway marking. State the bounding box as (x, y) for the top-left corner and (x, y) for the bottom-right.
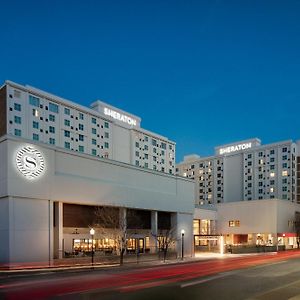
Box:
(180, 271), (236, 288)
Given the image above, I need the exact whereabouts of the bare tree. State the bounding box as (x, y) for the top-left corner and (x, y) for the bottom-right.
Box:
(294, 212), (300, 249)
(151, 228), (177, 262)
(94, 206), (127, 265)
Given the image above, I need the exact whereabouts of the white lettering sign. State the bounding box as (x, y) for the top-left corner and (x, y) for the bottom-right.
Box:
(219, 143), (252, 155)
(16, 146), (45, 180)
(104, 107), (137, 126)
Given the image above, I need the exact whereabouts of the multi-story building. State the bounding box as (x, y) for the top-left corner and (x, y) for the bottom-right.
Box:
(177, 138), (298, 206)
(1, 80), (175, 175)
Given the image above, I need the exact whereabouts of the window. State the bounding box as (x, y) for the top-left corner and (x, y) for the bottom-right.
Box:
(135, 142), (139, 148)
(270, 180), (275, 185)
(135, 160), (139, 166)
(92, 149), (97, 156)
(282, 186), (287, 192)
(162, 159), (165, 164)
(92, 128), (97, 134)
(104, 142), (109, 149)
(79, 124), (84, 131)
(282, 155), (288, 160)
(153, 156), (157, 162)
(65, 142), (70, 149)
(229, 220), (240, 227)
(247, 161), (252, 166)
(282, 194), (287, 199)
(64, 119), (70, 126)
(64, 108), (70, 115)
(49, 114), (55, 122)
(259, 174), (263, 179)
(32, 109), (39, 117)
(282, 178), (288, 184)
(49, 126), (55, 133)
(49, 138), (55, 145)
(145, 153), (148, 159)
(270, 149), (275, 155)
(258, 152), (263, 157)
(29, 95), (40, 107)
(259, 189), (263, 194)
(49, 102), (59, 113)
(104, 132), (109, 138)
(247, 154), (252, 159)
(79, 134), (84, 141)
(145, 145), (148, 150)
(270, 172), (275, 177)
(161, 143), (166, 149)
(33, 121), (39, 129)
(270, 157), (275, 162)
(14, 116), (21, 124)
(282, 163), (288, 168)
(92, 139), (97, 145)
(79, 113), (84, 120)
(153, 148), (157, 153)
(14, 129), (21, 136)
(282, 147), (288, 153)
(144, 162), (148, 168)
(92, 117), (96, 124)
(282, 170), (288, 176)
(64, 130), (70, 137)
(270, 187), (274, 193)
(135, 151), (139, 157)
(270, 165), (275, 170)
(104, 122), (109, 128)
(14, 103), (21, 111)
(152, 139), (157, 146)
(33, 133), (39, 141)
(78, 145), (84, 152)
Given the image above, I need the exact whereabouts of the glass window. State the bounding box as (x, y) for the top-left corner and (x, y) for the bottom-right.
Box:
(152, 139), (157, 146)
(92, 128), (97, 134)
(92, 149), (97, 156)
(135, 142), (139, 148)
(104, 132), (109, 138)
(49, 102), (59, 113)
(49, 114), (55, 122)
(270, 149), (275, 155)
(161, 143), (166, 149)
(79, 124), (84, 131)
(92, 117), (97, 124)
(33, 121), (39, 129)
(104, 142), (109, 149)
(64, 107), (70, 115)
(14, 116), (21, 124)
(49, 138), (55, 145)
(282, 147), (288, 153)
(32, 109), (39, 117)
(104, 122), (109, 128)
(79, 145), (84, 152)
(14, 103), (21, 111)
(14, 129), (21, 136)
(145, 145), (148, 150)
(49, 126), (55, 133)
(79, 113), (84, 120)
(65, 142), (70, 149)
(92, 138), (97, 145)
(64, 130), (70, 137)
(64, 119), (70, 126)
(79, 134), (84, 141)
(33, 133), (39, 141)
(29, 95), (40, 107)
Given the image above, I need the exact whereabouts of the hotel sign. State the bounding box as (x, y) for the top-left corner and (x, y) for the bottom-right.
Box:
(104, 107), (137, 126)
(219, 142), (252, 155)
(16, 146), (45, 180)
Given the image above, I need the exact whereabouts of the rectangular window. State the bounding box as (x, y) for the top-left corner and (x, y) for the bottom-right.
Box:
(135, 160), (139, 166)
(14, 103), (21, 111)
(65, 142), (70, 149)
(33, 121), (39, 129)
(79, 124), (84, 131)
(14, 116), (21, 124)
(79, 134), (84, 141)
(104, 132), (109, 138)
(135, 151), (139, 157)
(49, 138), (55, 145)
(145, 136), (148, 142)
(144, 162), (148, 168)
(152, 139), (157, 146)
(270, 165), (275, 170)
(49, 126), (55, 133)
(64, 107), (70, 115)
(64, 119), (70, 126)
(282, 163), (288, 168)
(282, 170), (288, 176)
(92, 149), (97, 156)
(282, 147), (288, 153)
(282, 186), (288, 192)
(144, 145), (148, 150)
(33, 133), (39, 141)
(32, 109), (39, 117)
(135, 142), (139, 148)
(104, 142), (109, 149)
(161, 143), (166, 149)
(49, 102), (59, 113)
(104, 122), (109, 128)
(92, 139), (97, 145)
(229, 220), (240, 227)
(78, 145), (84, 152)
(92, 128), (97, 134)
(14, 129), (21, 136)
(79, 113), (84, 120)
(49, 114), (55, 122)
(270, 149), (275, 155)
(145, 153), (148, 159)
(29, 95), (40, 107)
(64, 130), (70, 137)
(282, 155), (288, 160)
(92, 117), (97, 124)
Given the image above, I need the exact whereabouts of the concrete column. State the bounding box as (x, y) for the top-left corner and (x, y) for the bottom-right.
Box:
(150, 211), (158, 253)
(54, 202), (63, 259)
(119, 207), (127, 254)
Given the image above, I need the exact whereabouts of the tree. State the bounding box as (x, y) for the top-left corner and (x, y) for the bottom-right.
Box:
(94, 206), (127, 265)
(151, 228), (177, 262)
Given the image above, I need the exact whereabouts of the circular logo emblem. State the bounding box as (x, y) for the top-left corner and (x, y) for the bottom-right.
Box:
(16, 146), (45, 180)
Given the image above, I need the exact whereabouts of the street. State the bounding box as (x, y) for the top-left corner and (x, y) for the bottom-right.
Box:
(1, 251), (300, 299)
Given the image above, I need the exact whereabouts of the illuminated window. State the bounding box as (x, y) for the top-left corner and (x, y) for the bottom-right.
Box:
(270, 187), (274, 193)
(193, 220), (200, 235)
(183, 172), (187, 177)
(229, 220), (240, 227)
(282, 171), (288, 176)
(32, 109), (39, 117)
(270, 172), (275, 177)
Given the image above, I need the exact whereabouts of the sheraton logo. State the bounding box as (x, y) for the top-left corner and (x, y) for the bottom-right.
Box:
(16, 146), (45, 180)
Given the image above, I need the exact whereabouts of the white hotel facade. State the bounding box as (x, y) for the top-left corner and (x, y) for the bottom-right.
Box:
(0, 81), (194, 266)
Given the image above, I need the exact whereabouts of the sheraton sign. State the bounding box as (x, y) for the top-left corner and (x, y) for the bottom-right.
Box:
(219, 142), (252, 155)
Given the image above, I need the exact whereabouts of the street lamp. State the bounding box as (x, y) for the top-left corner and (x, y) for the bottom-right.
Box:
(181, 229), (185, 260)
(90, 228), (95, 267)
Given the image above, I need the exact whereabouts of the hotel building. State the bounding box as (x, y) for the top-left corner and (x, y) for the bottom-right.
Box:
(0, 81), (193, 266)
(177, 138), (298, 206)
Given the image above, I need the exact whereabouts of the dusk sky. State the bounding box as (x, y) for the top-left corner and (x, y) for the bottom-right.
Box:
(1, 0), (300, 162)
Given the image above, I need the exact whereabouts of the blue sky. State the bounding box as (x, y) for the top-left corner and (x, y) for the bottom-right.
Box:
(1, 0), (300, 161)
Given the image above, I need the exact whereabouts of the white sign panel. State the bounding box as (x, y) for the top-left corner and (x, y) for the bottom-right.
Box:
(16, 146), (45, 180)
(219, 142), (252, 155)
(104, 107), (137, 126)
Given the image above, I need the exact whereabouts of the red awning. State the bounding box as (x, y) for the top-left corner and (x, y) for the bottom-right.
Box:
(277, 233), (296, 237)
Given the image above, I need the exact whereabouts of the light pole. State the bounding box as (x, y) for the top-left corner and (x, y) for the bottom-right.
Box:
(181, 229), (185, 260)
(90, 228), (95, 267)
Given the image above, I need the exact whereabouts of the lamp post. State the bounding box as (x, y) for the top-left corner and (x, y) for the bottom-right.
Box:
(181, 229), (185, 260)
(90, 228), (95, 267)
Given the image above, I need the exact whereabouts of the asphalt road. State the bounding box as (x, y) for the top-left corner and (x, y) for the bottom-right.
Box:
(2, 251), (300, 300)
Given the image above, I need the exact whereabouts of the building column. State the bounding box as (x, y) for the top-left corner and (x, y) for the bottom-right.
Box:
(54, 202), (63, 259)
(150, 211), (158, 253)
